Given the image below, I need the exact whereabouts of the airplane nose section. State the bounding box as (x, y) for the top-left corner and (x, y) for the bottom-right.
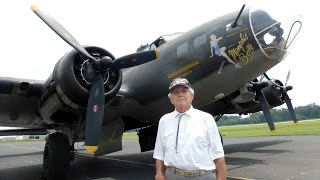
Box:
(250, 7), (302, 61)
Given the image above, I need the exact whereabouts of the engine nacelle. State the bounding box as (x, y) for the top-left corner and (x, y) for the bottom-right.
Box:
(261, 79), (285, 107)
(54, 46), (122, 107)
(224, 79), (286, 115)
(40, 46), (122, 124)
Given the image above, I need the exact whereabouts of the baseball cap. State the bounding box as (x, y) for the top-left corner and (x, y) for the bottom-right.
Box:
(169, 78), (192, 92)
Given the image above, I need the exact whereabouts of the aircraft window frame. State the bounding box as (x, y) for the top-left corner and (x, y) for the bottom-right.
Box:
(177, 42), (189, 56)
(255, 21), (280, 36)
(149, 43), (157, 50)
(162, 32), (183, 42)
(139, 33), (184, 52)
(137, 44), (151, 52)
(193, 34), (207, 48)
(148, 38), (167, 50)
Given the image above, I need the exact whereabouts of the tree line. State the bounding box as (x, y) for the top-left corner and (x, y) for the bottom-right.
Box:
(217, 103), (320, 126)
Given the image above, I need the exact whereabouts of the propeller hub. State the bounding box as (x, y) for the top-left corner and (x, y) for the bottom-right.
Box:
(97, 56), (113, 71)
(257, 81), (269, 89)
(285, 85), (293, 91)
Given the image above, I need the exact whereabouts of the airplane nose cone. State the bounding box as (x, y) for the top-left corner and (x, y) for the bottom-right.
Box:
(250, 6), (302, 61)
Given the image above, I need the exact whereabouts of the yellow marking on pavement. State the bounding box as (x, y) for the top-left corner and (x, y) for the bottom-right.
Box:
(227, 176), (255, 180)
(79, 153), (155, 167)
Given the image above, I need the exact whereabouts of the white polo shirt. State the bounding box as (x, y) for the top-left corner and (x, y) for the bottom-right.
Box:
(153, 106), (224, 170)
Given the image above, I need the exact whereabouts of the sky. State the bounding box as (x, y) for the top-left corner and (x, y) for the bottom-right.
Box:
(0, 0), (318, 109)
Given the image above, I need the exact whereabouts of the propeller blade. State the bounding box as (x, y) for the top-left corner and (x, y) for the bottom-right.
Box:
(263, 73), (271, 81)
(263, 72), (283, 89)
(112, 50), (160, 69)
(31, 5), (96, 62)
(257, 90), (276, 131)
(84, 74), (105, 153)
(285, 70), (291, 86)
(283, 93), (298, 123)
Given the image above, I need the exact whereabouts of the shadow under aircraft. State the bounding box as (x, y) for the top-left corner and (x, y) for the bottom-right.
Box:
(0, 4), (302, 180)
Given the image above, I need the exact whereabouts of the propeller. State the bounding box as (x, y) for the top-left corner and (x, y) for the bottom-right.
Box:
(253, 81), (276, 132)
(259, 74), (265, 82)
(282, 71), (297, 123)
(285, 70), (291, 86)
(257, 90), (276, 131)
(263, 71), (297, 123)
(31, 5), (160, 153)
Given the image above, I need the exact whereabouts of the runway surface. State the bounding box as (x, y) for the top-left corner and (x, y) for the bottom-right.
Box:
(0, 136), (319, 180)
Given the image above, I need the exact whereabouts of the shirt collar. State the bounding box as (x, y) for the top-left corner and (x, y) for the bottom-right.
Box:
(173, 105), (194, 117)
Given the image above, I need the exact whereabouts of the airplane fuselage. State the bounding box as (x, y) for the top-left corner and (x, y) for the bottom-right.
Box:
(119, 8), (280, 123)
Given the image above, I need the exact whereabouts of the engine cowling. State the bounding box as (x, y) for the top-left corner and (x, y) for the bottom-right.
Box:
(56, 46), (122, 107)
(261, 79), (285, 107)
(42, 46), (122, 112)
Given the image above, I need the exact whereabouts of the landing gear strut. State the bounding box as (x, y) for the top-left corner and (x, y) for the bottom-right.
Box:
(42, 133), (71, 180)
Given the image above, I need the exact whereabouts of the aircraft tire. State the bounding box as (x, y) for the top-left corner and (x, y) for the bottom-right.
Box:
(42, 133), (70, 180)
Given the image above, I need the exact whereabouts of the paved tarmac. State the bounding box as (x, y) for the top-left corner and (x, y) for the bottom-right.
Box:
(0, 136), (319, 180)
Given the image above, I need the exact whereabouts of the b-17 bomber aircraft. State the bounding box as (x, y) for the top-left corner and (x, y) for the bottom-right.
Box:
(0, 4), (302, 180)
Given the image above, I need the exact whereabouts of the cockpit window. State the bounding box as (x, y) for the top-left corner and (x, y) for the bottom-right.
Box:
(136, 44), (150, 52)
(250, 7), (302, 61)
(161, 32), (183, 42)
(136, 32), (183, 52)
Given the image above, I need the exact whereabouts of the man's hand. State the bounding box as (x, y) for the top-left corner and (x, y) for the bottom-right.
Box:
(155, 160), (167, 180)
(214, 157), (227, 180)
(155, 174), (168, 180)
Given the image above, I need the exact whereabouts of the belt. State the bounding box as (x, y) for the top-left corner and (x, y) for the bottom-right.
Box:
(167, 166), (215, 177)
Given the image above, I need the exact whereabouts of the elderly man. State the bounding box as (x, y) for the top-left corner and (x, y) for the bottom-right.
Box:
(153, 78), (226, 180)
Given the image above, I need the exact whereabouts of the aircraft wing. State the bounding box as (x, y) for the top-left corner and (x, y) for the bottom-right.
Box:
(0, 77), (44, 129)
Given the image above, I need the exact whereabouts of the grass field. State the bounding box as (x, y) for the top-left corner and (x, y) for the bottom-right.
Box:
(122, 119), (320, 140)
(219, 119), (320, 137)
(1, 119), (319, 143)
(122, 132), (140, 140)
